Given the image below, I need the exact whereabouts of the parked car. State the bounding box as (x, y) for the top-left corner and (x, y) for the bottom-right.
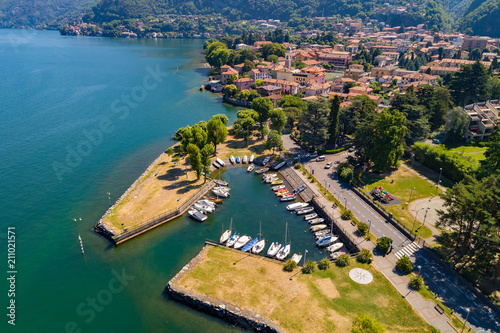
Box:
(433, 139), (440, 144)
(325, 162), (332, 169)
(316, 155), (326, 162)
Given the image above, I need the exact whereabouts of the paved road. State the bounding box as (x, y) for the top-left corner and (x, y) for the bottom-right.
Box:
(282, 135), (500, 333)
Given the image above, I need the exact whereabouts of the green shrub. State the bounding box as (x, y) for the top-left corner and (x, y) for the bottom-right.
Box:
(318, 258), (331, 270)
(351, 313), (385, 333)
(336, 254), (351, 267)
(376, 237), (393, 254)
(283, 259), (297, 272)
(302, 260), (317, 274)
(341, 209), (354, 220)
(396, 256), (413, 274)
(409, 275), (424, 291)
(357, 222), (369, 236)
(317, 147), (349, 154)
(356, 249), (373, 264)
(294, 162), (302, 169)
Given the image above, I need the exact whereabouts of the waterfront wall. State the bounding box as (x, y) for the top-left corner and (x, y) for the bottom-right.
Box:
(165, 244), (284, 333)
(223, 95), (252, 107)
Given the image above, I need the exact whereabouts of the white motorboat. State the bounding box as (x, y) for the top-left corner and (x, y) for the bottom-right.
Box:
(242, 155), (248, 164)
(255, 167), (269, 174)
(280, 195), (296, 202)
(226, 234), (240, 247)
(310, 224), (327, 232)
(212, 160), (220, 169)
(316, 235), (339, 247)
(314, 230), (330, 239)
(267, 242), (282, 257)
(263, 173), (277, 178)
(216, 157), (225, 167)
(326, 242), (344, 253)
(212, 188), (230, 198)
(219, 218), (233, 244)
(214, 186), (230, 192)
(272, 185), (286, 191)
(309, 218), (325, 225)
(188, 210), (207, 222)
(286, 202), (309, 211)
(214, 179), (229, 186)
(303, 213), (318, 221)
(330, 251), (346, 260)
(273, 161), (286, 170)
(262, 156), (271, 165)
(275, 222), (291, 261)
(249, 154), (255, 163)
(295, 207), (315, 215)
(193, 203), (214, 214)
(252, 222), (265, 254)
(229, 155), (235, 164)
(234, 235), (251, 249)
(247, 164), (255, 173)
(291, 253), (302, 264)
(198, 199), (216, 208)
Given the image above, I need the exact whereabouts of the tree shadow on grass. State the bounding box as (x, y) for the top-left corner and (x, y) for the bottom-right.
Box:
(163, 180), (204, 194)
(157, 166), (184, 181)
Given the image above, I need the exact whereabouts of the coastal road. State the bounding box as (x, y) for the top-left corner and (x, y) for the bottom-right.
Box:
(282, 135), (500, 333)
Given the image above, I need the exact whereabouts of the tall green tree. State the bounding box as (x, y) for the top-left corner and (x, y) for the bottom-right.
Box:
(480, 128), (500, 176)
(298, 100), (329, 150)
(449, 61), (489, 106)
(353, 112), (379, 163)
(269, 108), (286, 133)
(266, 130), (283, 154)
(186, 143), (202, 179)
(200, 144), (215, 179)
(206, 116), (228, 155)
(327, 95), (341, 147)
(251, 97), (273, 137)
(444, 107), (467, 144)
(205, 42), (230, 71)
(284, 107), (303, 132)
(369, 110), (407, 171)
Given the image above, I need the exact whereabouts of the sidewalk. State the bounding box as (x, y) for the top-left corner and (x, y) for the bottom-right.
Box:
(290, 166), (456, 332)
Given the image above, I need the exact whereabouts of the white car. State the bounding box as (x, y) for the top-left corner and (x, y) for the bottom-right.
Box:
(316, 155), (325, 162)
(325, 162), (332, 169)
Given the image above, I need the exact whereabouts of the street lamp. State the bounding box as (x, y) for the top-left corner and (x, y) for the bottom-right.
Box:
(367, 219), (372, 235)
(412, 207), (426, 236)
(422, 207), (431, 228)
(303, 249), (308, 266)
(344, 197), (347, 210)
(411, 153), (415, 168)
(409, 187), (415, 206)
(435, 180), (441, 196)
(461, 308), (470, 333)
(417, 265), (422, 276)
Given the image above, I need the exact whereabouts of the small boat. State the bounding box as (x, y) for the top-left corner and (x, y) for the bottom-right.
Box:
(226, 234), (240, 247)
(291, 253), (302, 264)
(255, 167), (269, 174)
(265, 177), (279, 184)
(212, 189), (230, 198)
(276, 191), (289, 197)
(220, 218), (233, 244)
(242, 155), (248, 164)
(314, 230), (330, 239)
(275, 187), (288, 192)
(212, 161), (220, 169)
(316, 235), (339, 247)
(214, 179), (229, 186)
(326, 242), (344, 253)
(270, 180), (283, 185)
(216, 157), (225, 167)
(193, 203), (214, 214)
(280, 195), (296, 202)
(247, 164), (255, 173)
(249, 154), (255, 163)
(234, 235), (251, 249)
(296, 207), (314, 215)
(275, 222), (291, 260)
(267, 242), (282, 257)
(198, 199), (217, 208)
(310, 224), (327, 232)
(286, 202), (309, 211)
(188, 209), (207, 222)
(230, 155), (235, 164)
(273, 161), (286, 170)
(241, 237), (258, 252)
(236, 156), (241, 163)
(294, 185), (306, 193)
(329, 251), (346, 260)
(204, 196), (223, 204)
(303, 213), (318, 221)
(252, 222), (266, 254)
(262, 156), (271, 165)
(272, 185), (286, 191)
(309, 218), (325, 225)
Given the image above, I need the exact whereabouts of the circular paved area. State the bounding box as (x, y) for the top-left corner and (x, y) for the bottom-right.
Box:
(408, 197), (446, 228)
(349, 268), (373, 284)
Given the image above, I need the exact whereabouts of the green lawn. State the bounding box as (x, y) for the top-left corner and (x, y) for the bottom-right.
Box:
(445, 145), (487, 161)
(362, 167), (438, 238)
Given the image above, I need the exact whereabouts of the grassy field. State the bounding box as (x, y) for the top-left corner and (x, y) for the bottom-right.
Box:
(216, 129), (277, 161)
(362, 167), (438, 238)
(178, 246), (433, 333)
(444, 145), (487, 161)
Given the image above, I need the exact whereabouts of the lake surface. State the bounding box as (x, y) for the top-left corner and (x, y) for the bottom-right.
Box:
(0, 30), (328, 332)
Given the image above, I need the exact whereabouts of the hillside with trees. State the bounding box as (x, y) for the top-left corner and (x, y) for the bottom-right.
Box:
(458, 0), (500, 37)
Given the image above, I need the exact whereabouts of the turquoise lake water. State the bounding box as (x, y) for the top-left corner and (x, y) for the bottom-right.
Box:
(0, 30), (328, 332)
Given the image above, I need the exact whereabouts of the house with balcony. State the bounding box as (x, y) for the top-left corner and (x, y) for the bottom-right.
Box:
(463, 101), (499, 142)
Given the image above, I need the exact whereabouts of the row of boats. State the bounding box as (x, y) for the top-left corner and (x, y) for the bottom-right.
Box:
(188, 199), (221, 222)
(229, 154), (254, 165)
(220, 220), (302, 263)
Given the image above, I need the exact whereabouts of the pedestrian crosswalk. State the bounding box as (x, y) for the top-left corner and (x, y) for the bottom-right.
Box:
(395, 242), (421, 259)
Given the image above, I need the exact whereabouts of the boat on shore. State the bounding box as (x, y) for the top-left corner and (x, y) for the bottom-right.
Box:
(229, 155), (235, 164)
(247, 164), (254, 173)
(242, 155), (248, 164)
(280, 195), (296, 202)
(212, 161), (220, 169)
(295, 207), (314, 215)
(216, 157), (225, 167)
(286, 202), (309, 211)
(291, 253), (302, 264)
(255, 167), (269, 174)
(236, 156), (241, 163)
(234, 235), (251, 249)
(188, 209), (207, 222)
(273, 161), (286, 170)
(262, 156), (271, 165)
(226, 234), (240, 247)
(267, 242), (282, 257)
(249, 154), (255, 163)
(303, 213), (318, 221)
